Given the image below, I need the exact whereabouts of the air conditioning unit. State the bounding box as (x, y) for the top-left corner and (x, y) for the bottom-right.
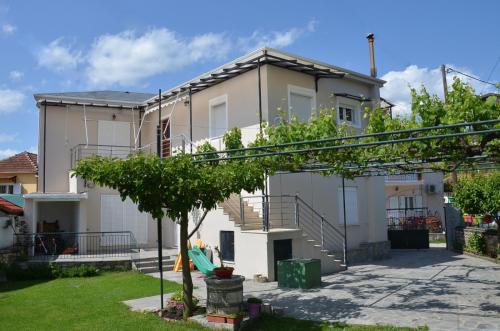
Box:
(426, 184), (437, 194)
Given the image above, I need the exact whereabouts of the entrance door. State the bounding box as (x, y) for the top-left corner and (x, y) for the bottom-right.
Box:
(273, 239), (292, 281)
(100, 195), (148, 245)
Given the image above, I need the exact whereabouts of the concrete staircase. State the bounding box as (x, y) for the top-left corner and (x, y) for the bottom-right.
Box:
(219, 194), (264, 230)
(133, 252), (177, 274)
(219, 194), (346, 274)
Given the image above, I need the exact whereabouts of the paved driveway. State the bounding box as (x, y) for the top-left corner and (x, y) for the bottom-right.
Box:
(147, 248), (499, 331)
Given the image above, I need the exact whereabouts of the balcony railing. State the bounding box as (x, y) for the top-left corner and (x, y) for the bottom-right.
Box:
(385, 173), (422, 183)
(70, 144), (152, 167)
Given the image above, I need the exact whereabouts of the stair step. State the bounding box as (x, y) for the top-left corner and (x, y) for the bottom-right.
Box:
(138, 265), (172, 274)
(135, 260), (175, 268)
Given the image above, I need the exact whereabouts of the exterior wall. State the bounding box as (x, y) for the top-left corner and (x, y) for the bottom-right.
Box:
(38, 104), (141, 193)
(0, 173), (37, 194)
(269, 173), (387, 249)
(0, 216), (14, 249)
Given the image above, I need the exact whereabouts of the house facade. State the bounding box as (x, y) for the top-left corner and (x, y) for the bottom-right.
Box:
(0, 151), (38, 194)
(25, 48), (391, 279)
(385, 172), (445, 229)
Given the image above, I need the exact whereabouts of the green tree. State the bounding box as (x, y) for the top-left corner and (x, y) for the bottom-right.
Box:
(74, 128), (265, 319)
(453, 171), (500, 222)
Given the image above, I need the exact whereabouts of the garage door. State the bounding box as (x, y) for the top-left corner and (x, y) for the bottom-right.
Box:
(100, 195), (148, 244)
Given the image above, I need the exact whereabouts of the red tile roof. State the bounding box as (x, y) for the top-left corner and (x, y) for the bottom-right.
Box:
(0, 151), (38, 174)
(0, 197), (23, 215)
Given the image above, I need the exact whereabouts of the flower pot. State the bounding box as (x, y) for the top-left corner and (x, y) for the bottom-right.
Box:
(207, 315), (226, 323)
(482, 215), (493, 224)
(464, 214), (473, 224)
(213, 267), (234, 279)
(225, 316), (243, 325)
(247, 302), (261, 318)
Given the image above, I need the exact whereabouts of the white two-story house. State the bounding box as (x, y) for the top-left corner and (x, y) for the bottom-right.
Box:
(24, 48), (390, 280)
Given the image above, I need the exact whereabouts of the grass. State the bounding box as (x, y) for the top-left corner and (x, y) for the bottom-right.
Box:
(244, 315), (428, 331)
(0, 271), (426, 331)
(429, 238), (446, 244)
(0, 271), (206, 331)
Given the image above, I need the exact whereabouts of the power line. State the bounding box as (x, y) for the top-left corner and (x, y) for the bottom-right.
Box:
(446, 67), (499, 88)
(482, 55), (500, 93)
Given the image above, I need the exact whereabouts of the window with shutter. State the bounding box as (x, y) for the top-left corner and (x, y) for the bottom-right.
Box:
(288, 85), (316, 122)
(209, 96), (228, 138)
(338, 187), (359, 225)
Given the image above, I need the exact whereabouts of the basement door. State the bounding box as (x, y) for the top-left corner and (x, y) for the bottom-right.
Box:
(100, 195), (148, 245)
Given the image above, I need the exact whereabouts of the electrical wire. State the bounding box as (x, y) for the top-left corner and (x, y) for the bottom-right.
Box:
(481, 55), (500, 93)
(446, 67), (499, 88)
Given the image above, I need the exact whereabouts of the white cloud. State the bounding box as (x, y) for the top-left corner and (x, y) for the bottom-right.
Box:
(2, 23), (16, 35)
(86, 28), (231, 87)
(238, 19), (317, 51)
(37, 39), (83, 72)
(9, 70), (23, 81)
(0, 89), (25, 113)
(0, 133), (17, 143)
(380, 65), (496, 116)
(0, 149), (19, 160)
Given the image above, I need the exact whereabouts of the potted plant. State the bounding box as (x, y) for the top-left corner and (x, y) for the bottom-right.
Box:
(247, 297), (262, 318)
(213, 246), (234, 279)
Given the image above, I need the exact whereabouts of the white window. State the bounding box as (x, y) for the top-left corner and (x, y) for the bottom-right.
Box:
(209, 95), (228, 138)
(398, 196), (423, 209)
(0, 183), (21, 194)
(338, 187), (359, 225)
(336, 98), (361, 128)
(288, 85), (316, 122)
(97, 120), (131, 157)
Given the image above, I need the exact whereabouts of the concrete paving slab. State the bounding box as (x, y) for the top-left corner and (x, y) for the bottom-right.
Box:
(133, 248), (499, 331)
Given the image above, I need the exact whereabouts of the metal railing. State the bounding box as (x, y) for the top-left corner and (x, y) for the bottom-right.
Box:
(386, 207), (442, 231)
(239, 194), (346, 264)
(384, 173), (422, 182)
(13, 231), (138, 260)
(70, 144), (151, 167)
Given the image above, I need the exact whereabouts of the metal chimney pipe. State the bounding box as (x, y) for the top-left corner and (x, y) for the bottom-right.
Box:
(367, 33), (377, 78)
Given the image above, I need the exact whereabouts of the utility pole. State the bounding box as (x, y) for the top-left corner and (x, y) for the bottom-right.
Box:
(440, 64), (448, 100)
(441, 64), (457, 183)
(156, 89), (164, 310)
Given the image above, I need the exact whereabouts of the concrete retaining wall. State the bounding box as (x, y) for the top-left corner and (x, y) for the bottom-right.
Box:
(348, 241), (391, 264)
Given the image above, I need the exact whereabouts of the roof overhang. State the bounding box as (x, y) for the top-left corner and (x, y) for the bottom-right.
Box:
(24, 192), (88, 201)
(144, 48), (386, 114)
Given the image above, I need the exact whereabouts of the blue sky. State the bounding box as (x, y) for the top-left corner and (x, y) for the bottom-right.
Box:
(0, 0), (499, 159)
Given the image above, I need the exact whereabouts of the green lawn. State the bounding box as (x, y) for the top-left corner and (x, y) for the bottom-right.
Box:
(0, 271), (426, 331)
(0, 271), (205, 331)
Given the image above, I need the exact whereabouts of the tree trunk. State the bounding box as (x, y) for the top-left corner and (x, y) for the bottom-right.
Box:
(180, 211), (194, 319)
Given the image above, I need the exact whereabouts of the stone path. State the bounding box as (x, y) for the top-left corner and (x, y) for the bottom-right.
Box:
(126, 248), (500, 331)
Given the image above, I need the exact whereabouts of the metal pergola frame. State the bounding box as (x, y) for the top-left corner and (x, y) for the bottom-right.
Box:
(190, 119), (499, 165)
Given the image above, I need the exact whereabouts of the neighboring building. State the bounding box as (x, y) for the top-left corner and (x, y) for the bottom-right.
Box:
(385, 172), (445, 229)
(25, 48), (391, 279)
(0, 151), (38, 194)
(0, 194), (24, 250)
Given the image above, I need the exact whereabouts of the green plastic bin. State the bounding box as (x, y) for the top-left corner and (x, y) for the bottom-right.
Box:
(277, 258), (321, 289)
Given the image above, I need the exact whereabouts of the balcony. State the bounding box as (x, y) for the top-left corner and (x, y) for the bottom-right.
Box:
(70, 144), (152, 168)
(384, 173), (422, 184)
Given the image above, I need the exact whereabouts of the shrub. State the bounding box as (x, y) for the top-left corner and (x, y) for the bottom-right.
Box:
(51, 264), (99, 278)
(4, 263), (99, 281)
(465, 232), (486, 255)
